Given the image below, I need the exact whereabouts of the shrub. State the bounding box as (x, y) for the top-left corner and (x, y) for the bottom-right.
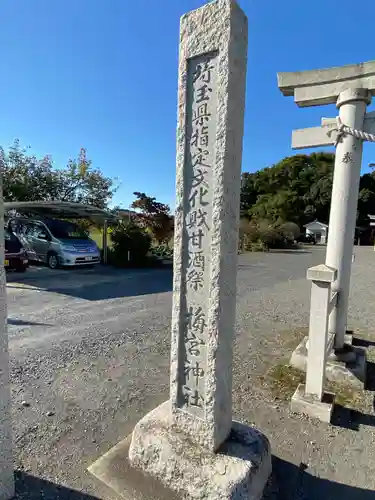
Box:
(151, 244), (173, 260)
(109, 222), (151, 267)
(278, 222), (301, 242)
(239, 218), (301, 253)
(239, 218), (300, 252)
(239, 218), (260, 251)
(249, 239), (268, 252)
(258, 226), (284, 248)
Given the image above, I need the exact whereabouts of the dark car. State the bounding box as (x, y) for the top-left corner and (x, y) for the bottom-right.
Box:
(4, 228), (29, 272)
(297, 233), (316, 245)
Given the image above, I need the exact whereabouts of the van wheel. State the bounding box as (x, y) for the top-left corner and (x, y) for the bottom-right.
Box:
(47, 252), (59, 269)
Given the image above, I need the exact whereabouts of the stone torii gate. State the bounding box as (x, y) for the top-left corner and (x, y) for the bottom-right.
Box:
(278, 61), (375, 351)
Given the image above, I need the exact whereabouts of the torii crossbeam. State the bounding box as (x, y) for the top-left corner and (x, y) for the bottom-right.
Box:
(292, 111), (375, 149)
(278, 60), (375, 350)
(278, 60), (375, 107)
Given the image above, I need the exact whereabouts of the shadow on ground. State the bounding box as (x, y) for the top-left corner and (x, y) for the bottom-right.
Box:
(14, 471), (100, 499)
(365, 360), (375, 391)
(331, 404), (375, 431)
(7, 318), (52, 327)
(272, 456), (375, 499)
(353, 337), (375, 348)
(330, 350), (375, 431)
(268, 249), (312, 254)
(13, 457), (375, 499)
(6, 266), (173, 301)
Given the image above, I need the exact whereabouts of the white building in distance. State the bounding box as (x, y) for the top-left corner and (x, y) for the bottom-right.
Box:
(304, 220), (328, 244)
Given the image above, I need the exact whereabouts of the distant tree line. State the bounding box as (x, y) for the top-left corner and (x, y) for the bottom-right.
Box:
(240, 152), (375, 228)
(4, 140), (375, 255)
(239, 152), (375, 249)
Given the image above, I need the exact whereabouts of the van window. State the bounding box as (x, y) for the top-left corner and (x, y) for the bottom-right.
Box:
(45, 220), (89, 240)
(29, 222), (48, 238)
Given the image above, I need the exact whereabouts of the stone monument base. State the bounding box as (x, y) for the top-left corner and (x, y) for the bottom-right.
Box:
(291, 383), (335, 423)
(129, 401), (271, 500)
(290, 335), (366, 389)
(88, 434), (179, 500)
(89, 401), (272, 500)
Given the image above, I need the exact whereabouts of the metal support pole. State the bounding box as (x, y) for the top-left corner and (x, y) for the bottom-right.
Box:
(325, 88), (371, 349)
(0, 179), (14, 499)
(103, 219), (108, 265)
(127, 208), (131, 264)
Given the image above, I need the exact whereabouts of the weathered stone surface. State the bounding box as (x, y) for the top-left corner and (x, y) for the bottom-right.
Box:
(344, 332), (353, 346)
(292, 112), (375, 150)
(278, 60), (375, 95)
(278, 59), (375, 106)
(88, 434), (179, 500)
(292, 124), (336, 150)
(0, 189), (14, 500)
(279, 56), (374, 353)
(89, 2), (271, 498)
(304, 277), (331, 400)
(328, 344), (356, 364)
(306, 264), (337, 283)
(129, 401), (271, 500)
(291, 384), (334, 423)
(171, 0), (248, 454)
(290, 336), (366, 389)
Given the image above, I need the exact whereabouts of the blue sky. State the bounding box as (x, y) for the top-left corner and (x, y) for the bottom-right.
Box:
(1, 0), (375, 210)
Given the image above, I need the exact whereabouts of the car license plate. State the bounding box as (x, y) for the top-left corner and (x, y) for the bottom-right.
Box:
(4, 260), (9, 266)
(84, 256), (92, 261)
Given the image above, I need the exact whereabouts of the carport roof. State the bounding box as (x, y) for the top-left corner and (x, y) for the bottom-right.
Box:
(4, 201), (118, 222)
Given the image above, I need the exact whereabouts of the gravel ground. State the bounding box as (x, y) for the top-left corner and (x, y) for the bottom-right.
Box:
(6, 246), (375, 499)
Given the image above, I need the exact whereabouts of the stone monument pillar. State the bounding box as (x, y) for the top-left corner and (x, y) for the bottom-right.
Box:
(127, 1), (271, 498)
(168, 0), (247, 453)
(89, 1), (271, 499)
(0, 176), (14, 500)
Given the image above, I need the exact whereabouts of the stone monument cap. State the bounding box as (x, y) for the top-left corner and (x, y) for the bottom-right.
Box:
(306, 264), (337, 283)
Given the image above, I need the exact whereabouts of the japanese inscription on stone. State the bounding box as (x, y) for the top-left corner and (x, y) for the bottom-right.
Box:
(177, 52), (218, 418)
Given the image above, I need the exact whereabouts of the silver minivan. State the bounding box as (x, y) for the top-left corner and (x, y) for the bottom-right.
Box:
(11, 218), (101, 269)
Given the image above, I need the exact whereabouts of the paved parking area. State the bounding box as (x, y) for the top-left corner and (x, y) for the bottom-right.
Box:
(7, 247), (375, 499)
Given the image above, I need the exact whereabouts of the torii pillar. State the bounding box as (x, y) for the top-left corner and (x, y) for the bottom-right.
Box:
(278, 61), (375, 350)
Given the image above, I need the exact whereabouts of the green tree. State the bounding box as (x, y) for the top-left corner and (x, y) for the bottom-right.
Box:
(131, 192), (173, 244)
(1, 140), (116, 209)
(241, 152), (335, 226)
(357, 173), (375, 226)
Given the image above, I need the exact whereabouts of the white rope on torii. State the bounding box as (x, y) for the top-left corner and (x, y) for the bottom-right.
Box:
(328, 116), (375, 146)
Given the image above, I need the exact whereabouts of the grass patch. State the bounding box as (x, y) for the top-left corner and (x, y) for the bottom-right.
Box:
(367, 347), (375, 363)
(279, 327), (308, 351)
(326, 380), (364, 409)
(266, 363), (365, 410)
(266, 364), (305, 400)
